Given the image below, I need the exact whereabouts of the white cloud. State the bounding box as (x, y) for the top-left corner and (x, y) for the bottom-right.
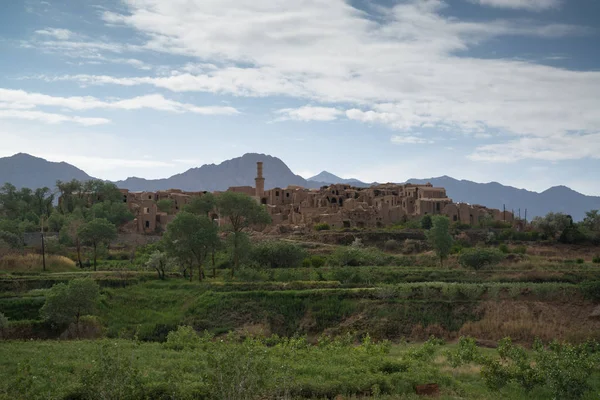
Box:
(0, 89), (239, 115)
(0, 109), (109, 126)
(470, 0), (561, 11)
(468, 133), (600, 162)
(28, 0), (600, 161)
(34, 28), (74, 40)
(275, 106), (343, 122)
(391, 135), (434, 145)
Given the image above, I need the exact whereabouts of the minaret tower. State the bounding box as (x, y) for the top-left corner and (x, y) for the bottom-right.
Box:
(255, 161), (265, 198)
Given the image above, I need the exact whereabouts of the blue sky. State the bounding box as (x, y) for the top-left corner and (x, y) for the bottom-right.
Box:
(1, 0), (599, 194)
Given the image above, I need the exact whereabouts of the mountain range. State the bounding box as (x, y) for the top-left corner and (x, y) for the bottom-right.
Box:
(0, 153), (598, 220)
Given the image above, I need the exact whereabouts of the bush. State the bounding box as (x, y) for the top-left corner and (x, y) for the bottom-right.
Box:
(593, 256), (600, 264)
(402, 239), (422, 254)
(314, 223), (330, 231)
(250, 241), (308, 268)
(513, 245), (527, 255)
(164, 325), (204, 350)
(446, 336), (480, 368)
(577, 258), (585, 264)
(498, 244), (509, 254)
(458, 248), (505, 270)
(309, 255), (326, 268)
(330, 246), (393, 267)
(580, 281), (600, 301)
(0, 312), (8, 337)
(78, 342), (144, 399)
(383, 239), (400, 252)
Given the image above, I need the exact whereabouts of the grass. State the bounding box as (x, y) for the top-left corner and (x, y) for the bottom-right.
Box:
(1, 338), (599, 400)
(0, 254), (77, 273)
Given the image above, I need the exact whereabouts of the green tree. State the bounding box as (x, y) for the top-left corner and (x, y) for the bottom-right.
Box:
(162, 212), (219, 281)
(531, 212), (572, 240)
(421, 215), (433, 230)
(145, 250), (175, 280)
(582, 210), (600, 231)
(59, 211), (85, 268)
(40, 278), (100, 335)
(78, 218), (117, 270)
(88, 201), (134, 225)
(216, 192), (271, 277)
(427, 216), (453, 267)
(47, 212), (66, 232)
(183, 193), (216, 216)
(156, 199), (174, 214)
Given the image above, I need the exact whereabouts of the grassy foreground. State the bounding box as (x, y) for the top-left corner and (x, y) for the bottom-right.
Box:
(3, 336), (600, 400)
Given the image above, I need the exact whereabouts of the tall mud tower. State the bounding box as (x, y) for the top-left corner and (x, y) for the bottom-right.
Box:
(255, 161), (265, 198)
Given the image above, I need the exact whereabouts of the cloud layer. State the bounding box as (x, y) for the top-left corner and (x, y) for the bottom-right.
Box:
(0, 89), (239, 125)
(21, 0), (600, 161)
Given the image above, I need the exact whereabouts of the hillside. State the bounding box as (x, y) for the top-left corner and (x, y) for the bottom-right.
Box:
(114, 153), (321, 192)
(406, 176), (600, 221)
(0, 153), (93, 189)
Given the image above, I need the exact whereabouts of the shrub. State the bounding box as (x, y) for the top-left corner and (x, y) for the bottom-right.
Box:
(165, 325), (203, 350)
(446, 336), (480, 368)
(593, 255), (600, 264)
(78, 342), (144, 399)
(384, 239), (400, 252)
(314, 223), (330, 231)
(498, 244), (509, 254)
(480, 338), (597, 399)
(458, 248), (505, 270)
(402, 239), (422, 254)
(250, 241), (308, 268)
(580, 281), (600, 301)
(576, 258), (585, 264)
(309, 255), (326, 268)
(330, 246), (392, 267)
(0, 312), (8, 337)
(513, 245), (527, 255)
(301, 258), (312, 268)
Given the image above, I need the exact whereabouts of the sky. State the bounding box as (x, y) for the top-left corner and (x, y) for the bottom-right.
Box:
(0, 0), (599, 194)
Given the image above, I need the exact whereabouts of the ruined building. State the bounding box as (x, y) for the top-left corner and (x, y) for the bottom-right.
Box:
(119, 161), (514, 233)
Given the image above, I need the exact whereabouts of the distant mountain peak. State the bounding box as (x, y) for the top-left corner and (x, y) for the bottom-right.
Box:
(308, 171), (343, 182)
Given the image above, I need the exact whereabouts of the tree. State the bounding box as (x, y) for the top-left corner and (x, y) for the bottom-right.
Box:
(162, 212), (219, 281)
(145, 250), (175, 280)
(582, 210), (600, 232)
(216, 192), (271, 277)
(421, 215), (433, 230)
(531, 212), (572, 240)
(88, 201), (134, 225)
(47, 212), (66, 232)
(183, 193), (216, 216)
(60, 211), (85, 268)
(156, 199), (174, 214)
(40, 278), (100, 336)
(78, 218), (117, 270)
(184, 193), (219, 274)
(427, 216), (453, 267)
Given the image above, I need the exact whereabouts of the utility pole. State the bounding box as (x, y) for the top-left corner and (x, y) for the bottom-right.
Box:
(524, 209), (528, 224)
(40, 216), (46, 272)
(503, 204), (506, 221)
